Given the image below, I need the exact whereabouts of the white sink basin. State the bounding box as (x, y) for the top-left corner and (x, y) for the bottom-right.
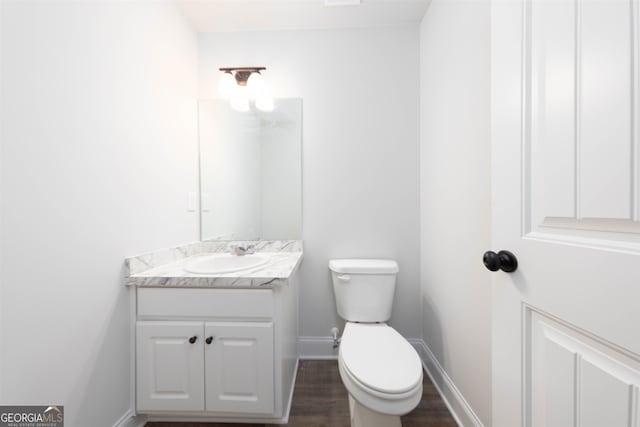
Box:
(184, 254), (270, 274)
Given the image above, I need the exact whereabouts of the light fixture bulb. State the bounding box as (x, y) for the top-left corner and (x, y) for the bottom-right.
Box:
(246, 72), (265, 99)
(218, 72), (236, 98)
(256, 96), (274, 112)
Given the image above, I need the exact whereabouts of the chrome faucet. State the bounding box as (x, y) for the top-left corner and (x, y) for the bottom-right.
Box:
(230, 244), (255, 256)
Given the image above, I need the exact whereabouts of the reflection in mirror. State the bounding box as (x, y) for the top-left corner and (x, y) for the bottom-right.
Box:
(198, 99), (302, 241)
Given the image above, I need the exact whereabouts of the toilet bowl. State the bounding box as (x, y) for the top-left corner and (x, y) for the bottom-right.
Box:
(329, 259), (424, 427)
(339, 322), (423, 426)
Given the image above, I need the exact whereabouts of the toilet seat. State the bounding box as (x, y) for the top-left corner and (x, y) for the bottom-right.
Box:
(338, 322), (423, 416)
(340, 322), (423, 394)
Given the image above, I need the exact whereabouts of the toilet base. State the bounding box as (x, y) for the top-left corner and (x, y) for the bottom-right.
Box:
(348, 395), (402, 427)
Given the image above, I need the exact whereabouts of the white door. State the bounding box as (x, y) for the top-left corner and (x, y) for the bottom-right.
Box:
(492, 0), (640, 426)
(204, 321), (274, 414)
(136, 321), (204, 412)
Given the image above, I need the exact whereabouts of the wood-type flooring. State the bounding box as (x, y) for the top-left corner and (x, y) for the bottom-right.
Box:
(146, 360), (458, 427)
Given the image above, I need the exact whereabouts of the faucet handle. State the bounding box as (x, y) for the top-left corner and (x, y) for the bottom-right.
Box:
(229, 243), (254, 256)
(234, 244), (247, 256)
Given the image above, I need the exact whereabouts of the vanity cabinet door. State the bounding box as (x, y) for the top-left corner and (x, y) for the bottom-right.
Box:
(204, 321), (274, 414)
(136, 321), (204, 412)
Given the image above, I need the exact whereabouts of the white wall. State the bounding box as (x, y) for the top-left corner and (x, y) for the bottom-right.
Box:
(199, 27), (422, 346)
(0, 2), (198, 426)
(419, 0), (492, 425)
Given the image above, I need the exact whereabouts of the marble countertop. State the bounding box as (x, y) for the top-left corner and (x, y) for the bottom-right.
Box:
(125, 240), (303, 288)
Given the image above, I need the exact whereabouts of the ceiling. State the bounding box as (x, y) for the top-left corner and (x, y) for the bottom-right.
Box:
(174, 0), (431, 33)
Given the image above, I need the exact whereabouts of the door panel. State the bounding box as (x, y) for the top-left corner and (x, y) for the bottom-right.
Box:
(529, 309), (640, 427)
(136, 321), (204, 412)
(528, 0), (640, 246)
(580, 0), (633, 220)
(492, 0), (640, 425)
(204, 321), (274, 414)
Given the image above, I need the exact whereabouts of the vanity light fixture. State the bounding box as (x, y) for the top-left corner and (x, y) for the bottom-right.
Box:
(218, 67), (274, 112)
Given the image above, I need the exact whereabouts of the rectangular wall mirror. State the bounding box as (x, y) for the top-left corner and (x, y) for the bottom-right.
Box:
(198, 99), (302, 241)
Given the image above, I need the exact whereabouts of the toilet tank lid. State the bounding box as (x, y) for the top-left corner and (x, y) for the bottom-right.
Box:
(329, 259), (399, 274)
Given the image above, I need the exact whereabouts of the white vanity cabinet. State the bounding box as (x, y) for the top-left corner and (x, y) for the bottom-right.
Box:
(136, 321), (205, 412)
(137, 320), (274, 414)
(133, 279), (298, 423)
(204, 321), (274, 414)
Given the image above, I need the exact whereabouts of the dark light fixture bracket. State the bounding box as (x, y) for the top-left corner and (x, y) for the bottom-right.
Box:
(219, 67), (266, 86)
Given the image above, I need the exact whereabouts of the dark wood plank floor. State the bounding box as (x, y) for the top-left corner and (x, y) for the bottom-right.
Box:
(146, 360), (457, 427)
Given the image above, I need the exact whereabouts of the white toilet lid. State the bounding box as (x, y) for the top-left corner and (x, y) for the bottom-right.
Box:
(340, 323), (423, 395)
(329, 259), (399, 274)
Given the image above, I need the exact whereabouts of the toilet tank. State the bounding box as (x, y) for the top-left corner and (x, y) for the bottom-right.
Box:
(329, 259), (399, 323)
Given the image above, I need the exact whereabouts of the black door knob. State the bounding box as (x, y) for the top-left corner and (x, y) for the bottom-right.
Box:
(206, 336), (214, 345)
(188, 336), (198, 344)
(483, 250), (518, 273)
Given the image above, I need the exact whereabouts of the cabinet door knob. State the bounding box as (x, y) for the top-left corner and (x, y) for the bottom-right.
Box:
(206, 336), (214, 345)
(188, 336), (198, 344)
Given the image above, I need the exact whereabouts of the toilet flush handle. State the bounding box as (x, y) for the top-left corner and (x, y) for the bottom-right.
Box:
(337, 274), (351, 282)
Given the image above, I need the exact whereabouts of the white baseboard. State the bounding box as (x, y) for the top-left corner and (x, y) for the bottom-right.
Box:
(412, 340), (484, 427)
(298, 336), (339, 359)
(113, 409), (146, 427)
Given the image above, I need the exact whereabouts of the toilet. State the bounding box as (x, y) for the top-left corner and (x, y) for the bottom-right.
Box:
(329, 259), (423, 427)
